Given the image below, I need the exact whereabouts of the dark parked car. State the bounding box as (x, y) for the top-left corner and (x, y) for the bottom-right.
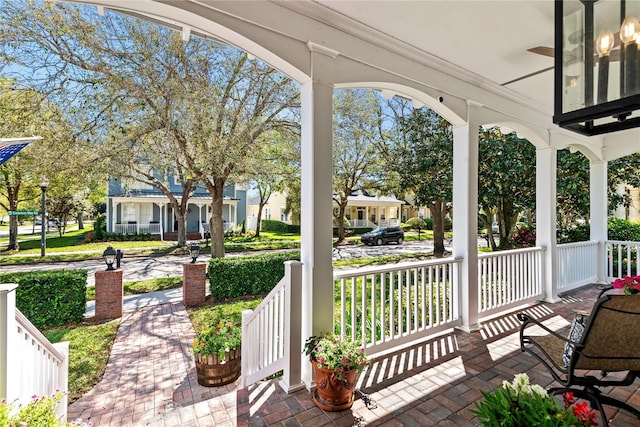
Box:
(360, 226), (404, 246)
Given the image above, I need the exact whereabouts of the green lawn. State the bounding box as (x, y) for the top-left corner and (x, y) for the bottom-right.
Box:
(44, 320), (119, 402)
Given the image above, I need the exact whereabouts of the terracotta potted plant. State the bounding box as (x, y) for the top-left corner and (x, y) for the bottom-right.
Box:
(304, 334), (370, 411)
(192, 322), (241, 386)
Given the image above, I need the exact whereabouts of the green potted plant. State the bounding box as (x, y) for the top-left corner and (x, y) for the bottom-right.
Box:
(192, 322), (242, 386)
(304, 334), (370, 411)
(472, 374), (598, 426)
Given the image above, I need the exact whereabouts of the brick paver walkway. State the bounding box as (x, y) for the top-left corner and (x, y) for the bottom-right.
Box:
(68, 286), (640, 426)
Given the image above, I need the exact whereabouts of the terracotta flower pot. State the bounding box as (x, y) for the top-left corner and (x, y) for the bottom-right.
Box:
(195, 348), (241, 387)
(311, 361), (357, 411)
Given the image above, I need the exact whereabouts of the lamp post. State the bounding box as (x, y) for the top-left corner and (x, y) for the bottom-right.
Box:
(189, 243), (200, 263)
(39, 176), (49, 257)
(103, 246), (117, 271)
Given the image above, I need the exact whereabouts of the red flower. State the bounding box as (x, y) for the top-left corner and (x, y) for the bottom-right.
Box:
(563, 392), (576, 406)
(572, 401), (598, 426)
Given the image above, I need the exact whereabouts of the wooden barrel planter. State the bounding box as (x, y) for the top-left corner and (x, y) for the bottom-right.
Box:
(195, 348), (241, 387)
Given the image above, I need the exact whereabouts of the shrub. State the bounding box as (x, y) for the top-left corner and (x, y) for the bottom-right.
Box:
(260, 219), (300, 233)
(208, 251), (300, 300)
(443, 215), (452, 231)
(557, 223), (590, 243)
(608, 217), (640, 242)
(93, 214), (107, 240)
(0, 270), (87, 329)
(510, 224), (536, 248)
(424, 217), (434, 230)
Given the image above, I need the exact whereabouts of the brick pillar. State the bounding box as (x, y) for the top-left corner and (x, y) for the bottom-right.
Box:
(94, 270), (123, 321)
(183, 263), (207, 307)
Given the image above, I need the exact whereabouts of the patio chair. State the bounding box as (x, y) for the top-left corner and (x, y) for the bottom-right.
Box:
(518, 290), (640, 426)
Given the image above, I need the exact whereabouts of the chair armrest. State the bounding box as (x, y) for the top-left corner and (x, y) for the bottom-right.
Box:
(517, 313), (578, 347)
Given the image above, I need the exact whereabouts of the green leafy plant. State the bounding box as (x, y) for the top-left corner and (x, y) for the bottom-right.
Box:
(192, 322), (241, 360)
(304, 334), (370, 382)
(1, 391), (92, 426)
(472, 374), (598, 426)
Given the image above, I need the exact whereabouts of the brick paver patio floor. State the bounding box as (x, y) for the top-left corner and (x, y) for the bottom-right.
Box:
(68, 286), (640, 426)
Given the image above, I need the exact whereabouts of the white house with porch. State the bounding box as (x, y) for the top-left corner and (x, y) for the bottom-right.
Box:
(7, 1), (640, 420)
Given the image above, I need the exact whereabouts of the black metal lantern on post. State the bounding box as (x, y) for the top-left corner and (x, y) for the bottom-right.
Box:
(189, 243), (200, 263)
(38, 176), (49, 257)
(103, 246), (117, 271)
(554, 0), (640, 135)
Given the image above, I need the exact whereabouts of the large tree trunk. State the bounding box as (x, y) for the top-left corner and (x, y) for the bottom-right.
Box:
(209, 180), (226, 258)
(334, 201), (348, 245)
(497, 199), (518, 250)
(255, 201), (265, 238)
(171, 197), (189, 247)
(77, 212), (84, 229)
(432, 200), (446, 258)
(8, 215), (19, 251)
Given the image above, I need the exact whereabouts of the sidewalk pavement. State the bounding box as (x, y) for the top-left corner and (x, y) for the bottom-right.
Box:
(84, 287), (186, 317)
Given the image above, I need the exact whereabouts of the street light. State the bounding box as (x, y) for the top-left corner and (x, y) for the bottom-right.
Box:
(39, 176), (49, 257)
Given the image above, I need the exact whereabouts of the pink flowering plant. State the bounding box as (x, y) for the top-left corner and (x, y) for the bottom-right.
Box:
(612, 275), (640, 294)
(304, 334), (370, 382)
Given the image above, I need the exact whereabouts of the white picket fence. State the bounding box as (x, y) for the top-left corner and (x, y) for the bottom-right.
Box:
(0, 284), (68, 423)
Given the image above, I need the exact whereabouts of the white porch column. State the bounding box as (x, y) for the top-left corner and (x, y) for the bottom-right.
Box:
(590, 160), (608, 282)
(112, 202), (118, 233)
(300, 74), (334, 388)
(452, 104), (480, 332)
(536, 147), (560, 302)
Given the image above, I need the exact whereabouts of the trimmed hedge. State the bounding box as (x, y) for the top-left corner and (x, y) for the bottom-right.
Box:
(0, 270), (87, 330)
(208, 251), (300, 300)
(260, 219), (300, 234)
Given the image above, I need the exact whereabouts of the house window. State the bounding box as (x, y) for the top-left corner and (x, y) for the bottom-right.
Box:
(280, 208), (288, 222)
(265, 208), (271, 220)
(418, 209), (425, 219)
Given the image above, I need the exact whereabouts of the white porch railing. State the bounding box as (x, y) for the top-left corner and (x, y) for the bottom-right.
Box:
(0, 284), (68, 423)
(350, 219), (376, 228)
(334, 258), (462, 357)
(114, 222), (162, 235)
(606, 239), (640, 280)
(378, 219), (401, 227)
(241, 261), (304, 392)
(556, 241), (599, 292)
(478, 247), (544, 318)
(200, 222), (237, 238)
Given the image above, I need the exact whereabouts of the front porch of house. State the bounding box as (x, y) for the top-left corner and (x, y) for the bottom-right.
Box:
(59, 284), (639, 426)
(107, 196), (240, 240)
